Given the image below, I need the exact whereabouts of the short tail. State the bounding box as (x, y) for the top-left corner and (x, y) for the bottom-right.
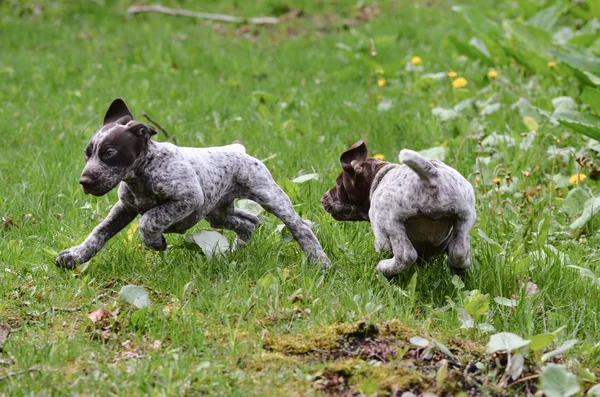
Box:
(399, 149), (439, 182)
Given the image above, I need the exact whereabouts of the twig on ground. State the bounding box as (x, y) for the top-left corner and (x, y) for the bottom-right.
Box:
(141, 112), (177, 144)
(506, 374), (539, 389)
(90, 292), (109, 305)
(0, 365), (40, 382)
(127, 4), (280, 25)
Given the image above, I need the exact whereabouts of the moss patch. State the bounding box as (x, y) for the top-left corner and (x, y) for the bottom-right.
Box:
(263, 321), (378, 355)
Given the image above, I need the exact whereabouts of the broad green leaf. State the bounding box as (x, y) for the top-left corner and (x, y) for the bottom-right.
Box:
(548, 48), (600, 74)
(529, 333), (555, 352)
(503, 20), (553, 54)
(541, 339), (578, 362)
(582, 86), (600, 113)
(549, 48), (600, 85)
(540, 364), (580, 397)
(552, 96), (577, 112)
(236, 199), (264, 216)
(465, 290), (490, 317)
(432, 338), (455, 359)
(291, 173), (319, 184)
(584, 71), (600, 85)
(418, 147), (447, 161)
(554, 111), (600, 141)
(511, 97), (543, 121)
(527, 1), (569, 32)
(567, 265), (600, 286)
(563, 188), (592, 217)
(452, 6), (502, 39)
(409, 336), (430, 348)
(494, 297), (520, 307)
(458, 308), (474, 329)
(552, 174), (571, 189)
(507, 352), (525, 380)
(487, 332), (531, 354)
(569, 196), (600, 234)
(480, 103), (501, 116)
(119, 285), (151, 309)
(184, 231), (230, 260)
(477, 323), (496, 332)
(588, 383), (600, 396)
(481, 133), (516, 148)
(448, 35), (494, 65)
(452, 274), (465, 290)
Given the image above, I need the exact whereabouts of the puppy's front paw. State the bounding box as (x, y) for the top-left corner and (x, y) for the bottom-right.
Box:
(55, 246), (89, 269)
(316, 253), (332, 270)
(141, 233), (167, 251)
(375, 258), (409, 278)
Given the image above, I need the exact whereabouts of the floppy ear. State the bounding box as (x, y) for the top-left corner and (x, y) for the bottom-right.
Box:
(104, 98), (133, 126)
(128, 124), (158, 139)
(340, 140), (368, 176)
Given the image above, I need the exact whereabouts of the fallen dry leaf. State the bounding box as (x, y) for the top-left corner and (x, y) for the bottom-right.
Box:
(87, 308), (115, 323)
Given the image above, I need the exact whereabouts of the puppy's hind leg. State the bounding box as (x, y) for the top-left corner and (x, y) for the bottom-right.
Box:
(207, 202), (260, 248)
(446, 214), (475, 273)
(249, 182), (331, 267)
(372, 215), (417, 278)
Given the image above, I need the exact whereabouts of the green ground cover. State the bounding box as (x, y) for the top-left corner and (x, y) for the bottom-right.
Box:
(2, 0), (600, 395)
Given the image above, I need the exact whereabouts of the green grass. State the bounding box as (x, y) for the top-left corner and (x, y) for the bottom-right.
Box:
(2, 0), (600, 395)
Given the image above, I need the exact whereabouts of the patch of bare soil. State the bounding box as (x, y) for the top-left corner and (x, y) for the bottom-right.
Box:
(265, 321), (541, 397)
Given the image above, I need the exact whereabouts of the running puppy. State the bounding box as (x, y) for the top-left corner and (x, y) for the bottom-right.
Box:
(55, 99), (330, 269)
(321, 140), (475, 277)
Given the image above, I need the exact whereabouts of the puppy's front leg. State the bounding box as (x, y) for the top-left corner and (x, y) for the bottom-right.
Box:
(138, 194), (203, 251)
(55, 201), (138, 269)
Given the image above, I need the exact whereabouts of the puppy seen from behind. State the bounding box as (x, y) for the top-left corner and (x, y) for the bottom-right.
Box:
(321, 140), (476, 278)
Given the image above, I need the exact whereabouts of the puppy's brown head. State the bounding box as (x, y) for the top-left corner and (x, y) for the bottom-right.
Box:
(79, 99), (158, 196)
(321, 140), (388, 222)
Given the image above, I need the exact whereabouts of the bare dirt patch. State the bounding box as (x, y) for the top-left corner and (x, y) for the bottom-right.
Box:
(263, 321), (541, 396)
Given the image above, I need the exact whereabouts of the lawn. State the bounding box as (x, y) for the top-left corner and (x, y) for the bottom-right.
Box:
(2, 0), (600, 395)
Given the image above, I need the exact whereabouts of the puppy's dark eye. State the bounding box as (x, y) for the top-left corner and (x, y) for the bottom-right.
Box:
(84, 147), (92, 160)
(102, 148), (118, 160)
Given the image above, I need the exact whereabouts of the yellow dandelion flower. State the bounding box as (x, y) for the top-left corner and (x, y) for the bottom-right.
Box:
(448, 71), (458, 78)
(452, 77), (468, 88)
(487, 70), (498, 78)
(411, 56), (422, 65)
(428, 102), (435, 108)
(547, 61), (556, 68)
(493, 177), (502, 185)
(570, 173), (586, 184)
(373, 154), (385, 160)
(377, 79), (386, 87)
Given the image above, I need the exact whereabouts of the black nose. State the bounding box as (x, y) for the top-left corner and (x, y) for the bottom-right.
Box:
(79, 175), (95, 194)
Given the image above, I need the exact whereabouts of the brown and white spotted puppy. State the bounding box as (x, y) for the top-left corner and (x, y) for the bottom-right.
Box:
(55, 98), (331, 269)
(322, 140), (476, 278)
